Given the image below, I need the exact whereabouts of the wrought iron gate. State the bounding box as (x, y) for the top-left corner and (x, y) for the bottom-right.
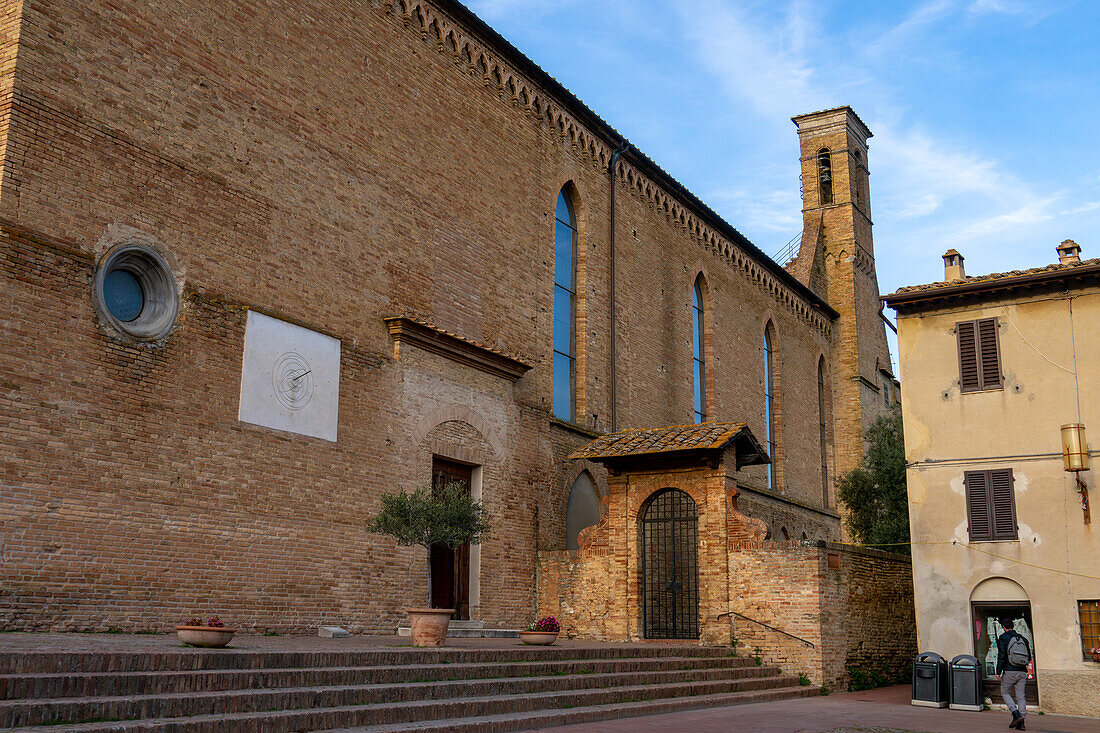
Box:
(640, 489), (699, 639)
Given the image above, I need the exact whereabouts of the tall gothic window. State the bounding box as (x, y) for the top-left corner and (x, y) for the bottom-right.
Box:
(818, 357), (829, 507)
(553, 187), (577, 422)
(817, 148), (833, 205)
(692, 275), (707, 423)
(764, 323), (777, 490)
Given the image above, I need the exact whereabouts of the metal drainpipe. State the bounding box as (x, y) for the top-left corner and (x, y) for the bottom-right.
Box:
(609, 140), (630, 432)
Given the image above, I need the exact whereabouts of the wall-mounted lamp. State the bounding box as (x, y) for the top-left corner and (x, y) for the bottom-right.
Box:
(1061, 423), (1090, 524)
(1061, 423), (1089, 472)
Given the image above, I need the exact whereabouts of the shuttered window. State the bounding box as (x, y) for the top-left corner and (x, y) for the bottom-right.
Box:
(964, 469), (1017, 542)
(957, 318), (1002, 392)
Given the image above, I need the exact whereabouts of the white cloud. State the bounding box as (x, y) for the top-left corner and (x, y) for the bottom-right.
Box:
(967, 0), (1026, 14)
(1058, 201), (1100, 216)
(867, 0), (957, 57)
(708, 186), (803, 238)
(951, 196), (1059, 241)
(674, 0), (828, 119)
(872, 123), (1014, 220)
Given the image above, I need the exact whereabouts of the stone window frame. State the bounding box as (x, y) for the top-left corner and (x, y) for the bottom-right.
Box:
(93, 242), (180, 342)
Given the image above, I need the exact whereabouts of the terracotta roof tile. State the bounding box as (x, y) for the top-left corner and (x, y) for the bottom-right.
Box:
(886, 257), (1100, 298)
(569, 422), (750, 461)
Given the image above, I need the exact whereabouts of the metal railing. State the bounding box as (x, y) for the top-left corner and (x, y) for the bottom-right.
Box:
(718, 610), (816, 649)
(772, 232), (802, 266)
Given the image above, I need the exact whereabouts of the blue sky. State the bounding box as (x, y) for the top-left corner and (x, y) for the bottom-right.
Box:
(465, 0), (1100, 366)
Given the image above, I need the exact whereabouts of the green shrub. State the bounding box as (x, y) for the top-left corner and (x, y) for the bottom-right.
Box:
(368, 480), (491, 550)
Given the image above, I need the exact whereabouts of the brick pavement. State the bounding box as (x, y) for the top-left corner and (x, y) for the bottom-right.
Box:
(533, 684), (1100, 733)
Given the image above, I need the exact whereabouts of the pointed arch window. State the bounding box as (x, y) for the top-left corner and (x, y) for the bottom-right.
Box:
(818, 357), (830, 507)
(553, 187), (577, 422)
(817, 148), (833, 205)
(692, 275), (707, 423)
(764, 323), (777, 490)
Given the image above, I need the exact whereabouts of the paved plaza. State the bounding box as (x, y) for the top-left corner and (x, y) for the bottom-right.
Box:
(535, 684), (1100, 733)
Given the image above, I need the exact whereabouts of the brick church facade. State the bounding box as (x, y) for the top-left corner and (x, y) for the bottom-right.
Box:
(0, 0), (909, 681)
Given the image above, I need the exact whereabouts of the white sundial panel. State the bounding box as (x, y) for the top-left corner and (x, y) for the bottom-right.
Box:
(238, 310), (341, 442)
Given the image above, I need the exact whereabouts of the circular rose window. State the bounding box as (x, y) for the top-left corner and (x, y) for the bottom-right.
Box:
(94, 244), (179, 340)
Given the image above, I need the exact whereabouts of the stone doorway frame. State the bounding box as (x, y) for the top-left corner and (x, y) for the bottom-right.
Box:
(414, 405), (500, 621)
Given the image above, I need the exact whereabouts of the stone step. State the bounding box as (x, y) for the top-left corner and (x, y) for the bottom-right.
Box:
(0, 644), (737, 675)
(6, 677), (808, 731)
(395, 627), (519, 638)
(349, 686), (820, 732)
(2, 655), (758, 700)
(445, 621), (485, 629)
(0, 667), (786, 727)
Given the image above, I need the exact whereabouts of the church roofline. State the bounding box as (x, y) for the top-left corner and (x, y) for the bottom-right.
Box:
(438, 0), (839, 322)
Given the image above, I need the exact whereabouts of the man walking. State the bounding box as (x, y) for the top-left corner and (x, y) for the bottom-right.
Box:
(997, 618), (1032, 729)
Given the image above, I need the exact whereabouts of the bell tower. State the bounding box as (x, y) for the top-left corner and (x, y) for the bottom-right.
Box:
(790, 107), (895, 496)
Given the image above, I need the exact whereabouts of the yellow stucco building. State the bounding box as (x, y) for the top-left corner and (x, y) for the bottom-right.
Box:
(885, 240), (1100, 715)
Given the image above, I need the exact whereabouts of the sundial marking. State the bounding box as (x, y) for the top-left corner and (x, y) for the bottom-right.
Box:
(272, 352), (314, 411)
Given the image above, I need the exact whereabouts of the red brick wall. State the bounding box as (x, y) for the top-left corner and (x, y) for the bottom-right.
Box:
(728, 542), (915, 689)
(0, 0), (870, 631)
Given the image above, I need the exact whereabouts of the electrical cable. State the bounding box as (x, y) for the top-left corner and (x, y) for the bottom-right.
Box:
(834, 539), (1100, 581)
(1003, 310), (1074, 374)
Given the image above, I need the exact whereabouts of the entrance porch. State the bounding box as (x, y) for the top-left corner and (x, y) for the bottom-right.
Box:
(537, 422), (917, 690)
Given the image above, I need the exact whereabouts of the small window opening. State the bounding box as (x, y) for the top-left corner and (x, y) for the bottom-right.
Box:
(817, 148), (833, 205)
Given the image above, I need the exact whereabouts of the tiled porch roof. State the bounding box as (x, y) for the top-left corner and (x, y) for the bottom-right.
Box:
(569, 422), (767, 465)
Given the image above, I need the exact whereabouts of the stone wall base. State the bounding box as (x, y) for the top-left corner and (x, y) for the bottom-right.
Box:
(1030, 669), (1100, 716)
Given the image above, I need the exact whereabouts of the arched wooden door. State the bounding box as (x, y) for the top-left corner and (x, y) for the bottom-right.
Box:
(640, 489), (699, 639)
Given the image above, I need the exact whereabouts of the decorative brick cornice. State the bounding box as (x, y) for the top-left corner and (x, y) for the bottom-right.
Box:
(379, 0), (835, 338)
(384, 316), (532, 381)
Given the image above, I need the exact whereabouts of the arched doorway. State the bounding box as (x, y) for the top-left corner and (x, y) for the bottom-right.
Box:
(640, 489), (699, 639)
(971, 577), (1038, 706)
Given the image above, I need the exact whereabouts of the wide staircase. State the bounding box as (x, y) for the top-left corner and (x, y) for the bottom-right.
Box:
(0, 645), (816, 731)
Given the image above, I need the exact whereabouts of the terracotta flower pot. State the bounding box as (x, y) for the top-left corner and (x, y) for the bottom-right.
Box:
(519, 630), (559, 645)
(406, 607), (454, 647)
(175, 626), (236, 648)
(1091, 651), (1100, 663)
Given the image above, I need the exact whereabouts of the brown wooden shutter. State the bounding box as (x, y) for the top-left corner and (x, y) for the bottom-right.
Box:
(990, 468), (1018, 540)
(958, 321), (981, 392)
(978, 318), (1002, 389)
(958, 319), (1002, 392)
(965, 470), (992, 541)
